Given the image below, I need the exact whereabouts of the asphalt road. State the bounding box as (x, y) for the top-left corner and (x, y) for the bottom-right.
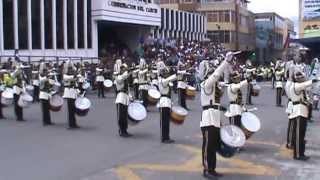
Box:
(0, 82), (319, 180)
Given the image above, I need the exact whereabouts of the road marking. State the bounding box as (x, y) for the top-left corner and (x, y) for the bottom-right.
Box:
(279, 144), (293, 158)
(114, 144), (281, 180)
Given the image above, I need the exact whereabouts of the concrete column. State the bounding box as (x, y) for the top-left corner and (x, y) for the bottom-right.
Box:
(63, 0), (68, 49)
(84, 0), (88, 49)
(74, 0), (78, 49)
(52, 0), (57, 49)
(40, 0), (45, 49)
(27, 0), (32, 50)
(13, 0), (18, 49)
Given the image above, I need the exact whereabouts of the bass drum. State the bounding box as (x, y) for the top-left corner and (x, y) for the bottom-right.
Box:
(147, 88), (161, 105)
(75, 97), (91, 116)
(241, 112), (261, 139)
(18, 92), (33, 108)
(2, 88), (14, 106)
(26, 85), (34, 93)
(218, 125), (246, 158)
(103, 79), (113, 91)
(128, 101), (147, 125)
(170, 106), (188, 125)
(49, 94), (64, 112)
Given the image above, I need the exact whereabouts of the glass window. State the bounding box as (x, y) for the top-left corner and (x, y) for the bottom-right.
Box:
(180, 12), (182, 30)
(18, 0), (28, 49)
(161, 8), (164, 29)
(224, 30), (230, 43)
(3, 0), (14, 50)
(188, 13), (191, 31)
(56, 0), (64, 49)
(31, 0), (41, 49)
(67, 0), (74, 49)
(77, 0), (84, 48)
(44, 0), (53, 49)
(171, 10), (174, 29)
(176, 11), (178, 30)
(224, 11), (230, 22)
(184, 13), (187, 31)
(87, 0), (92, 48)
(165, 9), (169, 29)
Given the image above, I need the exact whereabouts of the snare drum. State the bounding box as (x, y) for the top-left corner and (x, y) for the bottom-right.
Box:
(18, 92), (33, 108)
(241, 112), (261, 139)
(75, 97), (91, 116)
(251, 84), (261, 97)
(103, 79), (113, 91)
(2, 88), (14, 106)
(49, 94), (64, 112)
(147, 88), (161, 105)
(170, 106), (188, 125)
(26, 85), (34, 92)
(186, 85), (196, 99)
(218, 125), (246, 158)
(128, 101), (147, 125)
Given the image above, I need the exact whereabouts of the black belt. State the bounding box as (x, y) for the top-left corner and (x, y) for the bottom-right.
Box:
(230, 101), (241, 105)
(293, 102), (308, 106)
(161, 95), (170, 98)
(139, 83), (148, 85)
(118, 91), (128, 94)
(202, 105), (227, 111)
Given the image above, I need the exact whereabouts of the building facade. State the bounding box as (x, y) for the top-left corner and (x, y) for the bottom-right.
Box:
(154, 7), (207, 41)
(158, 0), (256, 51)
(255, 13), (293, 64)
(299, 0), (320, 38)
(0, 0), (161, 60)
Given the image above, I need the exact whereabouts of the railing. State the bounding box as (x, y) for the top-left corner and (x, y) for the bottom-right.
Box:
(0, 55), (102, 64)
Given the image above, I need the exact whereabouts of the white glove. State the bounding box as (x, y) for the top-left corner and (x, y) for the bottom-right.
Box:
(225, 52), (234, 63)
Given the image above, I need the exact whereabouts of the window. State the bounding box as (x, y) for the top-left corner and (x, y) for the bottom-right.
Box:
(165, 9), (169, 29)
(3, 0), (14, 49)
(67, 0), (74, 49)
(171, 10), (174, 29)
(56, 0), (64, 49)
(31, 0), (41, 49)
(44, 0), (53, 49)
(161, 8), (164, 29)
(77, 0), (84, 48)
(176, 11), (178, 30)
(180, 12), (183, 30)
(18, 0), (28, 49)
(224, 11), (230, 22)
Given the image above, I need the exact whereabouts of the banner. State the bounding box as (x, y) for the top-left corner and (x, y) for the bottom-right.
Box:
(302, 0), (320, 20)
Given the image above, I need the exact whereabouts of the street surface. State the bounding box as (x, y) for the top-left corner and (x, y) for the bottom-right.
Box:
(0, 82), (319, 180)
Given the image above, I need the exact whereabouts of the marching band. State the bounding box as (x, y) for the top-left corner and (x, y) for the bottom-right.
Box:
(0, 43), (319, 179)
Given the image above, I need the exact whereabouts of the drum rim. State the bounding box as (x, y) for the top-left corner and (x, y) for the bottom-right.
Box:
(75, 97), (91, 110)
(171, 106), (188, 116)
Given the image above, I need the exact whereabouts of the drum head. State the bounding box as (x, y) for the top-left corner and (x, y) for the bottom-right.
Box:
(241, 112), (261, 132)
(75, 97), (91, 110)
(148, 89), (161, 99)
(187, 86), (196, 90)
(128, 102), (147, 121)
(172, 106), (188, 116)
(26, 85), (34, 91)
(54, 82), (61, 87)
(82, 82), (90, 89)
(220, 125), (246, 148)
(50, 95), (63, 106)
(104, 80), (113, 88)
(2, 88), (14, 99)
(22, 93), (33, 102)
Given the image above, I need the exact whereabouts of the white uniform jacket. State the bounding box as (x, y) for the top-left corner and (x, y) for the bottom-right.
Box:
(138, 69), (149, 90)
(227, 80), (248, 117)
(96, 68), (104, 82)
(289, 80), (313, 119)
(285, 80), (293, 115)
(115, 72), (130, 106)
(158, 75), (177, 108)
(63, 74), (78, 99)
(275, 70), (284, 88)
(177, 70), (187, 89)
(39, 75), (52, 100)
(200, 60), (229, 128)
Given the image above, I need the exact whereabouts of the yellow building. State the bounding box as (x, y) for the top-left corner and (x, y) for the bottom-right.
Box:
(299, 0), (320, 38)
(158, 0), (256, 51)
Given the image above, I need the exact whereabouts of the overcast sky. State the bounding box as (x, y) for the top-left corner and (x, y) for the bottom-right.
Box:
(248, 0), (299, 32)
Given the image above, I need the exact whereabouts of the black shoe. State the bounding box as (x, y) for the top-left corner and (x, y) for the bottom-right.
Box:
(43, 122), (55, 126)
(17, 119), (25, 122)
(162, 139), (175, 144)
(120, 132), (133, 138)
(286, 144), (293, 149)
(294, 155), (310, 161)
(68, 125), (80, 130)
(203, 170), (223, 179)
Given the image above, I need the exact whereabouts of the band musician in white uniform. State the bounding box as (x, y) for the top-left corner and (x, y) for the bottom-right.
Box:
(115, 64), (132, 137)
(158, 67), (177, 143)
(200, 52), (234, 178)
(289, 70), (319, 161)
